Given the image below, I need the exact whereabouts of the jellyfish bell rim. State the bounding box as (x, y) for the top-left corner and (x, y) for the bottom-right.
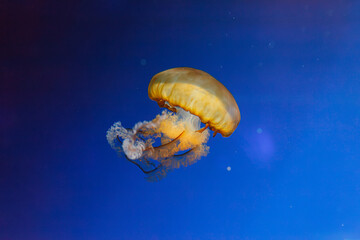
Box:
(151, 99), (229, 137)
(148, 67), (241, 137)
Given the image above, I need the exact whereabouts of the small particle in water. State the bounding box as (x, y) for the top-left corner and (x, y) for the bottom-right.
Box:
(341, 223), (344, 227)
(257, 128), (263, 134)
(140, 59), (147, 66)
(268, 41), (275, 48)
(227, 166), (231, 171)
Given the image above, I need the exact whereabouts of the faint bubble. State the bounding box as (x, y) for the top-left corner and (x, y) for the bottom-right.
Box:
(289, 205), (293, 208)
(258, 62), (263, 67)
(220, 65), (223, 69)
(140, 59), (147, 66)
(301, 64), (305, 68)
(232, 16), (236, 20)
(257, 128), (263, 134)
(244, 130), (275, 165)
(227, 166), (231, 171)
(341, 223), (344, 227)
(268, 41), (275, 48)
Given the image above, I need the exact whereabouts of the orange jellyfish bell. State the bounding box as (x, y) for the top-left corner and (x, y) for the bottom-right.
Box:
(148, 67), (241, 137)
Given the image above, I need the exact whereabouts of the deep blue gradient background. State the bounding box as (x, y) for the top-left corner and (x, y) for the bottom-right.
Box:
(2, 0), (360, 239)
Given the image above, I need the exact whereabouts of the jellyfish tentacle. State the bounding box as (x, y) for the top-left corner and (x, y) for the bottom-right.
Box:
(124, 155), (161, 174)
(173, 148), (194, 157)
(143, 158), (158, 168)
(153, 130), (184, 150)
(212, 130), (218, 137)
(116, 135), (122, 143)
(196, 124), (209, 133)
(159, 146), (200, 170)
(145, 165), (170, 182)
(135, 134), (146, 142)
(144, 130), (185, 151)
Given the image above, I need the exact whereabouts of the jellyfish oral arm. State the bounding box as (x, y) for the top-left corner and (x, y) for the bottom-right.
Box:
(106, 108), (210, 180)
(116, 136), (160, 174)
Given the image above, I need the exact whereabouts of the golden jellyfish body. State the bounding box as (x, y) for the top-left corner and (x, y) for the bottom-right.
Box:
(148, 67), (240, 137)
(107, 67), (241, 181)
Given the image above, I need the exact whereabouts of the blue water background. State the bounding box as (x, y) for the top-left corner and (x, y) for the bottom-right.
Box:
(2, 1), (360, 239)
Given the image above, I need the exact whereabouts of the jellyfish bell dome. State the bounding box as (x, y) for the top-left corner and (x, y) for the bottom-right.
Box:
(148, 67), (241, 137)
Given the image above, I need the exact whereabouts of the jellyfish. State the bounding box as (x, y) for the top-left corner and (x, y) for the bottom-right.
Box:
(106, 67), (240, 181)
